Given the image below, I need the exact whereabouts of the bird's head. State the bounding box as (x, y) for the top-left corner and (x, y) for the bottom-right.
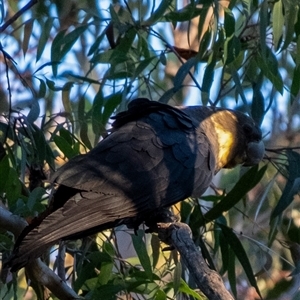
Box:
(205, 108), (265, 170)
(183, 106), (265, 171)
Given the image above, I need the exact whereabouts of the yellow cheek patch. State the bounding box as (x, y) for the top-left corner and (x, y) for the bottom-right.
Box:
(214, 125), (235, 167)
(210, 111), (237, 168)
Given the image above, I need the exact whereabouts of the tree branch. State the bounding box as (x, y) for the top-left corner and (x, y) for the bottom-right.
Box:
(158, 222), (234, 300)
(0, 207), (79, 300)
(0, 0), (38, 33)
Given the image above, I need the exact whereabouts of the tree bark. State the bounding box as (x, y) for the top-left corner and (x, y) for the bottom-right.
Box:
(0, 207), (79, 300)
(157, 222), (234, 300)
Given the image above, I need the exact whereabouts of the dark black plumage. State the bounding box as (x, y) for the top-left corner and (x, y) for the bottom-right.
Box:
(8, 98), (264, 270)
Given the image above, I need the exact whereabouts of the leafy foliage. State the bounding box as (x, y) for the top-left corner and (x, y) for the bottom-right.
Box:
(0, 0), (300, 299)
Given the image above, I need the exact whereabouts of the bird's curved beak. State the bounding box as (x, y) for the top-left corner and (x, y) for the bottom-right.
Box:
(244, 140), (265, 166)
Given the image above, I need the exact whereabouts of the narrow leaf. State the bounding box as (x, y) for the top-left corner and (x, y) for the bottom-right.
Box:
(173, 57), (198, 88)
(27, 101), (40, 124)
(204, 165), (267, 223)
(273, 0), (284, 50)
(220, 224), (262, 299)
(131, 231), (153, 279)
(178, 279), (203, 299)
(53, 135), (77, 159)
(37, 17), (54, 61)
(227, 247), (237, 298)
(173, 262), (182, 294)
(271, 150), (300, 220)
(22, 19), (34, 56)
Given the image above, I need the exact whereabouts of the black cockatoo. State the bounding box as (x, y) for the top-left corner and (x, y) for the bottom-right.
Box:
(7, 98), (265, 271)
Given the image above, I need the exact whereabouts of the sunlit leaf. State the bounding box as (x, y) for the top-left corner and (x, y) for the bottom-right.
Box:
(178, 279), (203, 299)
(154, 289), (167, 300)
(273, 0), (284, 50)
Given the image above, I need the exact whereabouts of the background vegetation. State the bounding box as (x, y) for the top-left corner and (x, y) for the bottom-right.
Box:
(0, 0), (300, 299)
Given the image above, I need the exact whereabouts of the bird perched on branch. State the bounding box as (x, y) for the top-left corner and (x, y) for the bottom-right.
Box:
(7, 98), (264, 271)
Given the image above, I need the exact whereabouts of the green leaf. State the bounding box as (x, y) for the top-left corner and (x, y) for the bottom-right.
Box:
(227, 247), (237, 298)
(37, 17), (54, 62)
(22, 19), (34, 56)
(114, 27), (136, 55)
(204, 165), (267, 223)
(150, 234), (160, 270)
(271, 150), (300, 220)
(291, 64), (300, 98)
(59, 127), (73, 146)
(134, 56), (156, 78)
(90, 282), (125, 300)
(178, 279), (203, 299)
(189, 203), (205, 237)
(74, 251), (111, 292)
(251, 75), (265, 125)
(6, 168), (22, 207)
(154, 289), (167, 300)
(259, 0), (268, 56)
(91, 49), (121, 64)
(88, 29), (107, 56)
(0, 155), (9, 194)
(224, 8), (235, 38)
(102, 93), (122, 125)
(164, 4), (203, 22)
(27, 100), (40, 124)
(202, 54), (216, 93)
(219, 224), (262, 298)
(173, 56), (198, 88)
(219, 229), (230, 274)
(255, 47), (283, 94)
(273, 0), (284, 50)
(281, 1), (299, 51)
(131, 230), (153, 279)
(53, 135), (77, 159)
(159, 87), (180, 103)
(98, 260), (113, 285)
(78, 97), (92, 150)
(146, 0), (173, 24)
(224, 35), (241, 64)
(51, 29), (66, 76)
(36, 78), (46, 98)
(173, 262), (182, 294)
(27, 187), (46, 211)
(60, 25), (88, 59)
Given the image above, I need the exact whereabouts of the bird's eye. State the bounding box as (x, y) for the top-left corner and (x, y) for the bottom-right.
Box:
(243, 123), (253, 135)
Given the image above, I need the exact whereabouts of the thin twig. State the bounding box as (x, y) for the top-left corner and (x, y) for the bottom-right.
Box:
(0, 0), (38, 33)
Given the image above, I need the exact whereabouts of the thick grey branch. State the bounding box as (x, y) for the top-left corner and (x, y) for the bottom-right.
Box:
(0, 207), (79, 300)
(158, 222), (234, 300)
